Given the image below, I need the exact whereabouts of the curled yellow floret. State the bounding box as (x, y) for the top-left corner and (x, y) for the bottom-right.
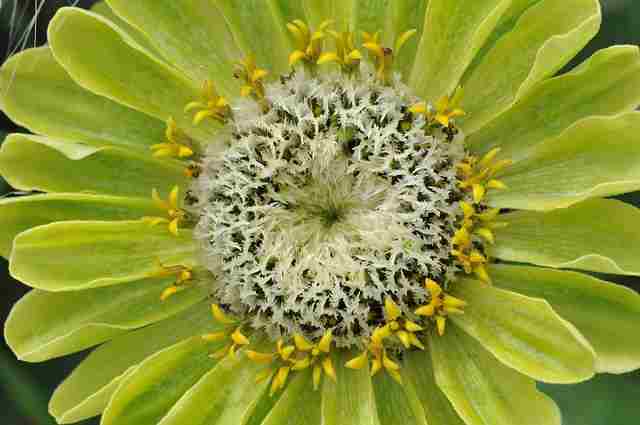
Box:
(317, 30), (362, 73)
(362, 29), (416, 84)
(415, 279), (467, 336)
(287, 19), (333, 67)
(150, 117), (194, 159)
(234, 54), (269, 100)
(142, 185), (185, 236)
(185, 80), (231, 125)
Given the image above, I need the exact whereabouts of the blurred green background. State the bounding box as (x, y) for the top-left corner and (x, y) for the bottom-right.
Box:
(0, 1), (639, 424)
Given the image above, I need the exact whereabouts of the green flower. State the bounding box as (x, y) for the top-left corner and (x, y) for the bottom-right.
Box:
(2, 1), (640, 425)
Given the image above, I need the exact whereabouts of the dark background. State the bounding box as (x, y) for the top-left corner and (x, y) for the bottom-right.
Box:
(0, 1), (639, 424)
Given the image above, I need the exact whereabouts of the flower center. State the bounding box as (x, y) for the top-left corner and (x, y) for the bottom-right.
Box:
(193, 66), (467, 347)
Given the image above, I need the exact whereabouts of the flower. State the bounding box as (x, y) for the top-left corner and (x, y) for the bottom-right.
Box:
(2, 1), (640, 425)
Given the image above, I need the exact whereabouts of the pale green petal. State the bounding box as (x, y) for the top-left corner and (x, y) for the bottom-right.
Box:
(491, 264), (640, 374)
(90, 2), (165, 61)
(301, 0), (355, 28)
(269, 0), (306, 26)
(215, 0), (292, 76)
(409, 0), (511, 101)
(49, 302), (213, 424)
(488, 113), (640, 210)
(460, 0), (600, 134)
(492, 198), (640, 275)
(101, 337), (221, 425)
(404, 351), (465, 425)
(322, 351), (379, 425)
(373, 373), (427, 425)
(157, 347), (269, 425)
(105, 0), (241, 97)
(466, 46), (640, 161)
(10, 221), (197, 291)
(0, 47), (166, 152)
(0, 193), (162, 257)
(450, 279), (595, 383)
(260, 370), (321, 425)
(5, 278), (207, 362)
(0, 134), (187, 197)
(352, 0), (386, 34)
(382, 0), (429, 79)
(48, 7), (218, 142)
(430, 326), (562, 425)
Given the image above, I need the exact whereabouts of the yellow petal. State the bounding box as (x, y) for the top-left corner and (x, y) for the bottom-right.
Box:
(396, 330), (411, 348)
(322, 357), (337, 382)
(404, 320), (424, 332)
(240, 85), (253, 97)
(394, 29), (417, 53)
(382, 351), (400, 371)
(294, 334), (314, 352)
(387, 368), (403, 385)
(168, 218), (180, 236)
(436, 316), (447, 336)
(409, 102), (426, 115)
(472, 184), (486, 203)
(160, 285), (180, 301)
(487, 179), (507, 190)
(408, 332), (425, 350)
(415, 304), (435, 317)
(231, 328), (250, 346)
(345, 351), (368, 370)
(384, 297), (402, 321)
(202, 331), (227, 342)
(289, 50), (307, 67)
(211, 304), (235, 324)
(476, 227), (495, 244)
(255, 368), (273, 383)
(246, 351), (275, 364)
(317, 51), (341, 65)
(318, 330), (333, 353)
(370, 358), (382, 376)
(313, 364), (322, 391)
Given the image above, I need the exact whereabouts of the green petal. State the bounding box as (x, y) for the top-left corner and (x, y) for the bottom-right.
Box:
(0, 193), (162, 257)
(5, 278), (207, 362)
(404, 351), (466, 425)
(215, 0), (292, 77)
(300, 0), (355, 28)
(492, 198), (640, 275)
(104, 0), (241, 97)
(48, 7), (218, 142)
(90, 2), (165, 61)
(491, 264), (640, 374)
(10, 221), (197, 291)
(382, 0), (428, 79)
(488, 113), (640, 210)
(373, 373), (426, 425)
(49, 302), (213, 424)
(466, 45), (640, 161)
(0, 134), (187, 197)
(157, 346), (270, 425)
(430, 326), (561, 425)
(540, 371), (640, 425)
(322, 351), (379, 425)
(101, 336), (221, 425)
(450, 279), (595, 383)
(0, 47), (166, 152)
(460, 0), (600, 134)
(352, 0), (386, 35)
(409, 0), (511, 101)
(260, 369), (321, 425)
